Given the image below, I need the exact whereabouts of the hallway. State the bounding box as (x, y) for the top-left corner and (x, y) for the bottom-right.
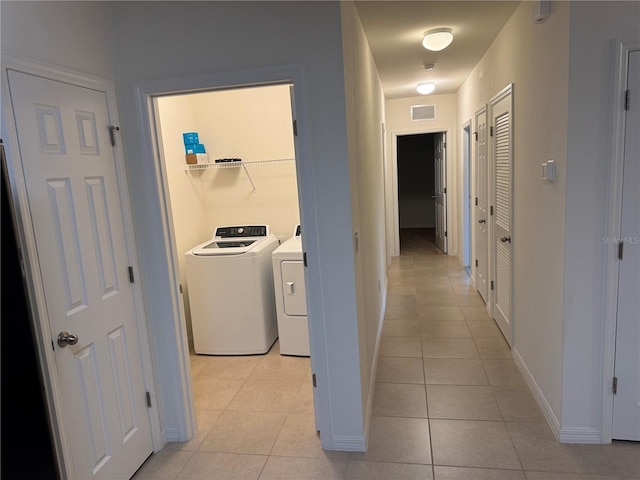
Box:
(133, 228), (639, 479)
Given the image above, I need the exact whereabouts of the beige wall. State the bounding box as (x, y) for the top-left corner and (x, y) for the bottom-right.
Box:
(457, 1), (571, 426)
(1, 1), (115, 79)
(341, 1), (387, 434)
(385, 94), (458, 257)
(189, 86), (299, 242)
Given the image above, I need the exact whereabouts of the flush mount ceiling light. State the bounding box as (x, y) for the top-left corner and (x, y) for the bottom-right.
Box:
(422, 28), (453, 51)
(416, 82), (436, 95)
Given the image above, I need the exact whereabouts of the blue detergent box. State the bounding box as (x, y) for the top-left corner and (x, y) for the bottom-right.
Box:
(185, 143), (206, 154)
(183, 132), (199, 144)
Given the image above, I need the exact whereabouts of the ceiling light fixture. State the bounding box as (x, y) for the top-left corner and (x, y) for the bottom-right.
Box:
(416, 82), (436, 95)
(422, 28), (453, 51)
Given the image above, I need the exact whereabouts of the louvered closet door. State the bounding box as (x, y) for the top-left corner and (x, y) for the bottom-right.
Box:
(490, 86), (513, 345)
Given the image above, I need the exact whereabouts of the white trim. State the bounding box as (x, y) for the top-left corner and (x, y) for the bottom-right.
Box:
(512, 348), (561, 440)
(165, 427), (182, 443)
(363, 278), (387, 451)
(461, 120), (472, 268)
(136, 88), (196, 444)
(601, 40), (640, 444)
(330, 435), (367, 452)
(389, 127), (454, 257)
(0, 55), (162, 478)
(133, 64), (333, 448)
(559, 427), (602, 445)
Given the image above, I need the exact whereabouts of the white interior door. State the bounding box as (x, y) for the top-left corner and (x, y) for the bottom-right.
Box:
(490, 86), (513, 346)
(475, 106), (489, 302)
(8, 70), (153, 478)
(434, 133), (447, 253)
(612, 49), (640, 441)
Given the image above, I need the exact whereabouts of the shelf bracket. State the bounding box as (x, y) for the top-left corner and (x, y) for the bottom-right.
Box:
(241, 162), (257, 193)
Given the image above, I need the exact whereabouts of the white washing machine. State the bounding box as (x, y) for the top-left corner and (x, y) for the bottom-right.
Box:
(272, 225), (310, 356)
(185, 225), (279, 355)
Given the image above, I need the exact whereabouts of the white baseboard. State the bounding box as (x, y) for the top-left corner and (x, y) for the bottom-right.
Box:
(512, 348), (561, 440)
(559, 427), (602, 444)
(362, 277), (387, 451)
(512, 349), (603, 445)
(330, 435), (367, 452)
(164, 427), (179, 444)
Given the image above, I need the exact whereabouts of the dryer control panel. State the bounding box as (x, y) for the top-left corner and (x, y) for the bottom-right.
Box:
(215, 225), (268, 238)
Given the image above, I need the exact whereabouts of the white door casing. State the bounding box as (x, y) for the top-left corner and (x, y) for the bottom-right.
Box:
(6, 69), (153, 478)
(489, 85), (514, 346)
(434, 132), (447, 253)
(475, 106), (489, 303)
(462, 122), (472, 268)
(612, 48), (640, 441)
(135, 64), (335, 447)
(289, 82), (321, 431)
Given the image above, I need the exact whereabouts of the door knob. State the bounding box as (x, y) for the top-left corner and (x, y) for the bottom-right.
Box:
(431, 194), (437, 199)
(57, 331), (79, 347)
(500, 236), (511, 243)
(478, 219), (486, 224)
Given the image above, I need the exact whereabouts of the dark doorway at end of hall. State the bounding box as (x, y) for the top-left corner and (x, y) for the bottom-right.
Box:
(397, 133), (440, 255)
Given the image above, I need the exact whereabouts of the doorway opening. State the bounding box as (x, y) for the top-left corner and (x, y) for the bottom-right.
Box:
(151, 82), (317, 450)
(396, 132), (447, 255)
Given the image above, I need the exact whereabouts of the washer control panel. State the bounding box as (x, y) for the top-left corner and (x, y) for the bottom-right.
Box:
(215, 225), (268, 238)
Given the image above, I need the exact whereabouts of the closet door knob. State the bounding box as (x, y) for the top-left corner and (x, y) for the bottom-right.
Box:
(57, 331), (79, 347)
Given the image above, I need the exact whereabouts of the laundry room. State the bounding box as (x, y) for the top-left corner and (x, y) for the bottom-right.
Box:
(154, 83), (305, 357)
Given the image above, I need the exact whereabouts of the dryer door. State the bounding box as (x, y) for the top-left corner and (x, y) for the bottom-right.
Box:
(281, 261), (306, 316)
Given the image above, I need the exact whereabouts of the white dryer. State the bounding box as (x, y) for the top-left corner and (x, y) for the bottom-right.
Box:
(272, 225), (309, 356)
(185, 225), (279, 355)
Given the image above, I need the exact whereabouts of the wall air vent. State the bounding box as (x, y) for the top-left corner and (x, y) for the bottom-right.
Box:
(411, 104), (436, 121)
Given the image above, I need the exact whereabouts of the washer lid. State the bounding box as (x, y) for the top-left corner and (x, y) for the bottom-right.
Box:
(191, 236), (267, 256)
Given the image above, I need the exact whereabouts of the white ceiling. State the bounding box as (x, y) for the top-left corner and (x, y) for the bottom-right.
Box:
(355, 1), (521, 99)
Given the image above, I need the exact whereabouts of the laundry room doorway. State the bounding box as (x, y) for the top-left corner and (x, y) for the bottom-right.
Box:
(154, 84), (302, 351)
(150, 81), (320, 448)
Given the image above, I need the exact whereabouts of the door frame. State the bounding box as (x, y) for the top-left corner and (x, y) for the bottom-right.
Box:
(389, 127), (453, 257)
(0, 55), (163, 478)
(133, 64), (333, 448)
(474, 105), (489, 305)
(462, 120), (472, 270)
(602, 40), (640, 443)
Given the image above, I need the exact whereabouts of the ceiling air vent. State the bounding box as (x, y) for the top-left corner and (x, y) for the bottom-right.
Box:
(411, 104), (436, 121)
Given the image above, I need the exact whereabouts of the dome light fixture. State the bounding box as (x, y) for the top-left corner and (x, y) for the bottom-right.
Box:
(422, 28), (453, 51)
(416, 82), (436, 95)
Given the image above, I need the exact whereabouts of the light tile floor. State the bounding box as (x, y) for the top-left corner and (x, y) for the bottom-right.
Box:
(134, 229), (639, 480)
